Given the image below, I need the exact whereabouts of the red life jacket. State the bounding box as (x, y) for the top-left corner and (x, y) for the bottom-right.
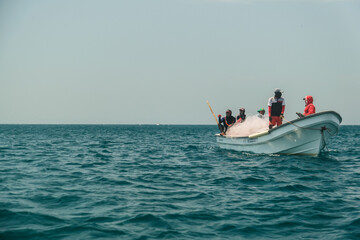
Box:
(304, 96), (315, 116)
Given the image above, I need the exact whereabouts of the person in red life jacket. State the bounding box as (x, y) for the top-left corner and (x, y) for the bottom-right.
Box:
(236, 108), (246, 123)
(218, 109), (236, 134)
(268, 88), (285, 129)
(296, 95), (316, 118)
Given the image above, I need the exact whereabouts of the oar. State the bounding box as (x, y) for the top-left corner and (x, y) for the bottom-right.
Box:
(206, 100), (223, 133)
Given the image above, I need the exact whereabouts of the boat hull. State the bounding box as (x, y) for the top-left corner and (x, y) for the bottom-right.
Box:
(216, 111), (342, 156)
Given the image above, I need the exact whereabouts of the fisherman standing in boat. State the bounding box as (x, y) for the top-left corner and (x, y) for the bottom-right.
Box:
(218, 110), (236, 134)
(296, 95), (316, 118)
(236, 108), (246, 123)
(268, 89), (285, 129)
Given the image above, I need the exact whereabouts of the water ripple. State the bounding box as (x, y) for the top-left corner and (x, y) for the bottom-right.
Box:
(0, 125), (359, 239)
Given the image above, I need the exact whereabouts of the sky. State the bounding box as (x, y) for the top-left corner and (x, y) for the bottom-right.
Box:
(0, 0), (359, 125)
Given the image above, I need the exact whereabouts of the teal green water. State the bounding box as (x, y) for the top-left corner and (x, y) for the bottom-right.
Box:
(1, 125), (359, 239)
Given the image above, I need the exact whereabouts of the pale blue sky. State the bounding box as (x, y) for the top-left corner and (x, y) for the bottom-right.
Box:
(1, 0), (359, 124)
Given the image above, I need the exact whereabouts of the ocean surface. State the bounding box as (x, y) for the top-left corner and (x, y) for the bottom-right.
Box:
(1, 124), (359, 239)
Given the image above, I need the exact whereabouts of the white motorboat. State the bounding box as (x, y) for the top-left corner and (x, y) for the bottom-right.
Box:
(216, 111), (342, 156)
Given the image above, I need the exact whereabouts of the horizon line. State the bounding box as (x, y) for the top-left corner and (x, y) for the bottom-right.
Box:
(0, 123), (357, 126)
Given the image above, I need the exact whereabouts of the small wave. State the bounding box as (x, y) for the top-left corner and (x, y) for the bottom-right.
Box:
(211, 176), (236, 184)
(241, 176), (267, 184)
(184, 144), (199, 150)
(114, 180), (133, 186)
(0, 146), (12, 151)
(347, 217), (360, 228)
(0, 209), (65, 227)
(154, 230), (183, 239)
(297, 175), (321, 181)
(124, 213), (161, 223)
(277, 184), (313, 192)
(216, 223), (238, 232)
(85, 216), (115, 223)
(180, 211), (221, 221)
(0, 229), (40, 240)
(43, 224), (127, 239)
(28, 194), (83, 208)
(121, 213), (172, 229)
(90, 151), (112, 160)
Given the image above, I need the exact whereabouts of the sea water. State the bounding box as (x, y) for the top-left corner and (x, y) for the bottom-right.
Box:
(0, 125), (359, 239)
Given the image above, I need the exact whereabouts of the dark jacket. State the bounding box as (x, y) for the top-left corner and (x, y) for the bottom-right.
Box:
(218, 115), (236, 132)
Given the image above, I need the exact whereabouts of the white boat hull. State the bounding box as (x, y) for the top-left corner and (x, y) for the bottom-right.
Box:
(216, 111), (342, 156)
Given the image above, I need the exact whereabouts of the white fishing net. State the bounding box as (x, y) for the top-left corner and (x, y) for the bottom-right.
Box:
(226, 115), (268, 137)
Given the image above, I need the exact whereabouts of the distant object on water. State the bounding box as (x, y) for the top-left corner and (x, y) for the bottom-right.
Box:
(216, 111), (342, 156)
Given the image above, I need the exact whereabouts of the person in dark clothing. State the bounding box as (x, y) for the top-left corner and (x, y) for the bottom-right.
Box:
(236, 108), (246, 123)
(268, 88), (285, 129)
(218, 109), (236, 134)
